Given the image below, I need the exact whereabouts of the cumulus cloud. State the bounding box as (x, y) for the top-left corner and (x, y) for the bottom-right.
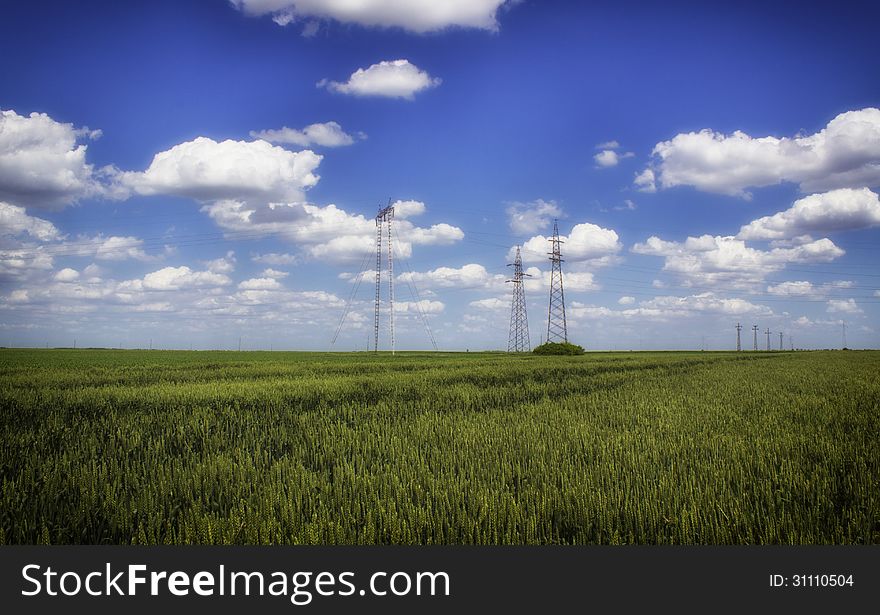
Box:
(250, 121), (361, 147)
(399, 264), (506, 291)
(204, 199), (462, 263)
(766, 280), (855, 297)
(230, 0), (512, 33)
(53, 268), (79, 282)
(0, 109), (114, 210)
(515, 222), (622, 265)
(121, 137), (322, 203)
(641, 107), (880, 197)
(738, 188), (880, 240)
(632, 234), (844, 288)
(594, 149), (634, 168)
(393, 299), (444, 314)
(391, 199), (426, 219)
(238, 277), (282, 290)
(568, 292), (771, 323)
(506, 199), (562, 235)
(318, 59), (440, 100)
(469, 297), (507, 311)
(88, 235), (159, 262)
(634, 168), (656, 193)
(139, 266), (232, 291)
(0, 202), (62, 241)
(826, 298), (863, 314)
(618, 296), (635, 305)
(252, 252), (298, 266)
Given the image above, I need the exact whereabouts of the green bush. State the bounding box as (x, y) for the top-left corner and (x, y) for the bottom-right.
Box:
(532, 342), (585, 355)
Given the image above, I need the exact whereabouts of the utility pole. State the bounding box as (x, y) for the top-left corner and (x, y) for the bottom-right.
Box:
(841, 321), (847, 349)
(546, 219), (568, 343)
(735, 322), (742, 351)
(752, 325), (758, 351)
(238, 336), (242, 352)
(373, 201), (395, 354)
(779, 331), (783, 351)
(765, 328), (771, 351)
(507, 246), (531, 352)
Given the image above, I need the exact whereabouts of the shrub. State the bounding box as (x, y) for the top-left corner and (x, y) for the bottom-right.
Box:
(532, 342), (585, 355)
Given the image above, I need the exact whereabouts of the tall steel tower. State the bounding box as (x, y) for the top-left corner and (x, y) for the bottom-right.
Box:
(507, 246), (531, 352)
(735, 322), (742, 351)
(765, 327), (771, 351)
(752, 325), (759, 351)
(546, 220), (568, 343)
(374, 202), (395, 354)
(779, 331), (783, 351)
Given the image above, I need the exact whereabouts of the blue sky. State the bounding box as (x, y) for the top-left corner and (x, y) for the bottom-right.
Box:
(1, 0), (878, 350)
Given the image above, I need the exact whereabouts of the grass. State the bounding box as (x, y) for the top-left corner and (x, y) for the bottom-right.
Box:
(0, 348), (877, 544)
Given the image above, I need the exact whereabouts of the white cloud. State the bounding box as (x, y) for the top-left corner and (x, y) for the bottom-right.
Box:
(261, 268), (288, 279)
(205, 200), (462, 263)
(738, 188), (880, 240)
(89, 235), (158, 262)
(393, 299), (444, 314)
(0, 109), (114, 210)
(826, 298), (863, 314)
(0, 202), (62, 241)
(516, 222), (622, 264)
(249, 121), (361, 147)
(567, 292), (771, 323)
(0, 247), (54, 278)
(634, 168), (656, 193)
(766, 281), (816, 296)
(469, 297), (507, 311)
(318, 59), (440, 100)
(238, 277), (282, 290)
(53, 268), (79, 282)
(506, 199), (562, 235)
(230, 0), (511, 33)
(140, 266), (232, 291)
(122, 137), (322, 203)
(391, 199), (426, 219)
(252, 252), (298, 266)
(399, 264), (506, 291)
(594, 149), (634, 168)
(632, 234), (844, 288)
(765, 280), (855, 297)
(596, 140), (620, 150)
(643, 107), (880, 197)
(618, 296), (635, 305)
(203, 251), (237, 274)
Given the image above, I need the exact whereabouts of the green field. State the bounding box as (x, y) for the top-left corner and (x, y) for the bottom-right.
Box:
(1, 349), (878, 545)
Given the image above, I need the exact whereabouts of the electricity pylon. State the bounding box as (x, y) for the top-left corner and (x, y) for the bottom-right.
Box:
(735, 322), (742, 351)
(765, 327), (771, 351)
(507, 246), (531, 352)
(546, 220), (568, 343)
(752, 325), (758, 351)
(374, 202), (395, 354)
(779, 331), (783, 351)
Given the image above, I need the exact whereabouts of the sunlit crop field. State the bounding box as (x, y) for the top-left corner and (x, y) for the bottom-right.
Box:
(1, 349), (877, 544)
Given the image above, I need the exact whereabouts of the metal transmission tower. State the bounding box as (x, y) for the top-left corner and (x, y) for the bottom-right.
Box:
(507, 246), (531, 352)
(546, 219), (568, 343)
(841, 322), (847, 349)
(373, 202), (395, 354)
(752, 325), (759, 351)
(779, 331), (783, 351)
(735, 323), (742, 351)
(765, 328), (771, 351)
